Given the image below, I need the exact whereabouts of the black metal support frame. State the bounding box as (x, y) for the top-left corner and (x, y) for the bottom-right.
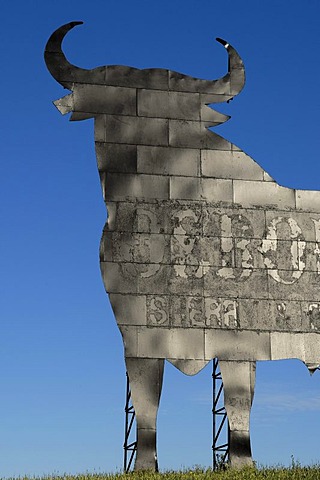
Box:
(124, 361), (229, 472)
(212, 358), (229, 469)
(123, 372), (137, 472)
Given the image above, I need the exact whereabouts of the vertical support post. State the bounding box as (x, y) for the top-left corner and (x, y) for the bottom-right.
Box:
(212, 358), (229, 469)
(123, 372), (137, 472)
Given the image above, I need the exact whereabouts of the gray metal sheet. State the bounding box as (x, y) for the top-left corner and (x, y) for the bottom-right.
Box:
(169, 177), (201, 201)
(104, 173), (170, 201)
(265, 210), (320, 241)
(270, 332), (305, 360)
(204, 267), (269, 299)
(200, 104), (230, 124)
(304, 332), (320, 365)
(138, 90), (200, 121)
(268, 271), (320, 302)
(233, 180), (296, 210)
(201, 178), (233, 203)
(100, 262), (139, 294)
(239, 299), (302, 332)
(201, 150), (264, 181)
(73, 84), (136, 115)
(203, 207), (266, 239)
(109, 294), (147, 326)
(169, 119), (232, 149)
(301, 302), (320, 332)
(138, 265), (171, 295)
(104, 66), (169, 90)
(136, 327), (205, 360)
(169, 267), (204, 296)
(102, 232), (170, 264)
(106, 201), (172, 234)
(95, 143), (137, 173)
(205, 330), (271, 361)
(137, 146), (200, 177)
(296, 189), (320, 213)
(101, 115), (169, 146)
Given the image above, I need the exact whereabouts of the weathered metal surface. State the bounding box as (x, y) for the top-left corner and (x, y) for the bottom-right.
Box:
(45, 22), (320, 470)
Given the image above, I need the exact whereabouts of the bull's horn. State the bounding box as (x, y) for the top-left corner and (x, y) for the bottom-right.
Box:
(44, 21), (88, 89)
(216, 37), (245, 97)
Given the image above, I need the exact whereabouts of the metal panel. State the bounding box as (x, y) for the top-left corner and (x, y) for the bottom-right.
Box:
(263, 171), (275, 182)
(304, 332), (320, 364)
(108, 201), (172, 235)
(169, 119), (232, 149)
(102, 232), (170, 264)
(104, 66), (169, 90)
(205, 330), (271, 361)
(234, 180), (296, 209)
(204, 268), (269, 299)
(138, 265), (171, 295)
(265, 210), (320, 240)
(268, 271), (320, 302)
(169, 177), (201, 200)
(120, 326), (139, 357)
(104, 173), (170, 201)
(169, 266), (204, 296)
(137, 146), (200, 177)
(96, 143), (137, 173)
(203, 207), (266, 239)
(138, 90), (200, 121)
(102, 115), (169, 146)
(73, 84), (136, 115)
(201, 150), (264, 181)
(296, 189), (320, 213)
(301, 301), (320, 332)
(100, 262), (139, 294)
(109, 294), (147, 326)
(200, 104), (230, 124)
(239, 299), (302, 332)
(136, 327), (205, 360)
(270, 332), (305, 360)
(201, 178), (233, 203)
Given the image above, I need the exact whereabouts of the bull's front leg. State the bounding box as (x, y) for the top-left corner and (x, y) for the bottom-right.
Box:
(126, 357), (164, 471)
(219, 360), (256, 467)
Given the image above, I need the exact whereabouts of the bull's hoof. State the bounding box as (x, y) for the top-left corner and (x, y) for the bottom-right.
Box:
(228, 430), (253, 468)
(134, 458), (158, 472)
(134, 429), (158, 471)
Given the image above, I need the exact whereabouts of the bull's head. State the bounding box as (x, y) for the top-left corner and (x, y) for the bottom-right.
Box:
(44, 21), (245, 125)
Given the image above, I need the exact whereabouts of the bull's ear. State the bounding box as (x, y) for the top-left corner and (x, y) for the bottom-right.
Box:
(53, 93), (74, 115)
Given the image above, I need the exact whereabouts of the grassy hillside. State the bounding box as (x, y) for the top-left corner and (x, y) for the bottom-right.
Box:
(4, 467), (320, 480)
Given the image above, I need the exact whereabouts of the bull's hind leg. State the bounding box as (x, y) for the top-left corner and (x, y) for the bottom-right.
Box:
(219, 360), (256, 467)
(126, 357), (164, 471)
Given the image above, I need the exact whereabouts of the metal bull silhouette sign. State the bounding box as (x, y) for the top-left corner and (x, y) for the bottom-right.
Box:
(45, 21), (320, 469)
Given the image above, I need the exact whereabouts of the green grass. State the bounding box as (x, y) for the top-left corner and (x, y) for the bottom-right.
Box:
(4, 467), (320, 480)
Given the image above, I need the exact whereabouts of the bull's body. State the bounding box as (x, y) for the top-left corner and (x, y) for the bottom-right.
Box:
(45, 22), (320, 469)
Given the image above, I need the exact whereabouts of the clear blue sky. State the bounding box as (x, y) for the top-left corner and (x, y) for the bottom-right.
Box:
(1, 0), (320, 476)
